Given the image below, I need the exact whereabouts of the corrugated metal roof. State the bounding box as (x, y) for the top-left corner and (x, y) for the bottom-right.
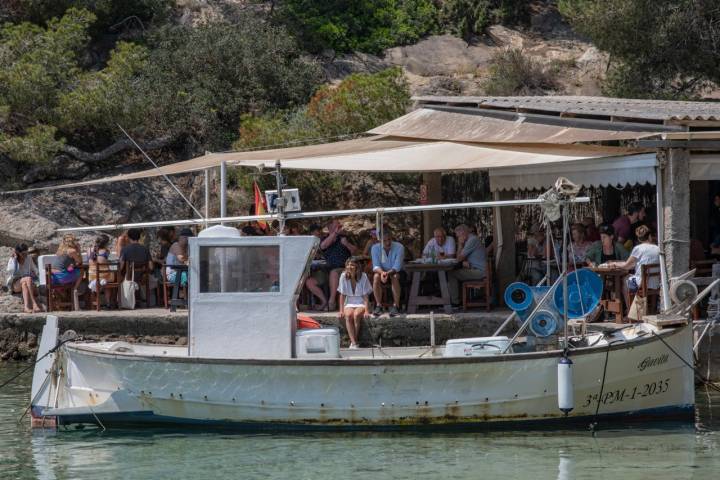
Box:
(369, 108), (656, 144)
(413, 95), (720, 122)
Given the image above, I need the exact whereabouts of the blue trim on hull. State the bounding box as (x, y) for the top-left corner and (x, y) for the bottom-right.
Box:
(49, 404), (695, 432)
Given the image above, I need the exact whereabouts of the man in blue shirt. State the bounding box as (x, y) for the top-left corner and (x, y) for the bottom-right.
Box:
(371, 229), (404, 317)
(448, 224), (487, 306)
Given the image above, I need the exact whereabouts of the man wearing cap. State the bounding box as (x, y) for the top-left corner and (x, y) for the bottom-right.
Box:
(370, 229), (405, 317)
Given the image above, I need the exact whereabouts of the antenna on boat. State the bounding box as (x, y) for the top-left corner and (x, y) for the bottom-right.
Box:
(275, 160), (286, 235)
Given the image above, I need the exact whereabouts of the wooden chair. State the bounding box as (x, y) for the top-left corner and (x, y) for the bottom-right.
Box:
(162, 264), (188, 311)
(462, 256), (494, 311)
(45, 263), (75, 312)
(637, 263), (661, 316)
(87, 262), (120, 311)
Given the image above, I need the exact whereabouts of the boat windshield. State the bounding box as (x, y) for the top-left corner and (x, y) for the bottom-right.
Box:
(198, 245), (280, 293)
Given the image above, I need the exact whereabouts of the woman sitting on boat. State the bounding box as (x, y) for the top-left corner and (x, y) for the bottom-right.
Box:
(585, 223), (628, 267)
(337, 257), (372, 349)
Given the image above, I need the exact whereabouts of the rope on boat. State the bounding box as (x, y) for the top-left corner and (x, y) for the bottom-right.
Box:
(651, 331), (720, 395)
(0, 335), (77, 392)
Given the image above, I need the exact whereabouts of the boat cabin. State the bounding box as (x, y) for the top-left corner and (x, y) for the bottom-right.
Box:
(188, 225), (318, 359)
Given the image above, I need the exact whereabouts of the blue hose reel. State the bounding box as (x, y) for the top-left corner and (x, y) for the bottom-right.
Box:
(504, 269), (603, 337)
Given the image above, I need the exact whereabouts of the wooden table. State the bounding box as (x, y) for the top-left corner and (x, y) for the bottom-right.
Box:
(590, 266), (628, 321)
(404, 261), (458, 314)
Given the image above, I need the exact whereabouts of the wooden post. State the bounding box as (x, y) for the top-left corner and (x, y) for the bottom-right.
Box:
(422, 173), (442, 244)
(495, 190), (516, 306)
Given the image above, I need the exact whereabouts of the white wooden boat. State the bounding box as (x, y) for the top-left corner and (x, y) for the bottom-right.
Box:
(29, 186), (699, 430)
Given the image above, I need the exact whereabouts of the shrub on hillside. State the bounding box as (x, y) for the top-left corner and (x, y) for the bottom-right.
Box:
(438, 0), (528, 41)
(482, 48), (559, 95)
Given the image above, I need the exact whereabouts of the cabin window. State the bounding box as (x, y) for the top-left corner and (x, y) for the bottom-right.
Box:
(199, 246), (280, 293)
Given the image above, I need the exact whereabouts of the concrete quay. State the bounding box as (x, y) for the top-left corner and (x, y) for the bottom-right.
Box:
(0, 308), (514, 361)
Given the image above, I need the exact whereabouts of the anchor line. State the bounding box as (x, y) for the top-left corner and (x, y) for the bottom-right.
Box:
(589, 338), (623, 434)
(651, 331), (720, 394)
(0, 336), (77, 392)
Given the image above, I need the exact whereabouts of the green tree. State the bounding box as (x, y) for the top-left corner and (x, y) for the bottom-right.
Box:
(56, 41), (149, 137)
(234, 67), (410, 149)
(140, 19), (323, 149)
(559, 0), (720, 98)
(275, 0), (438, 54)
(232, 68), (411, 199)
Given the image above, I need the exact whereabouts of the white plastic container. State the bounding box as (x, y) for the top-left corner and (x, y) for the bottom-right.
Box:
(295, 328), (341, 359)
(443, 336), (511, 357)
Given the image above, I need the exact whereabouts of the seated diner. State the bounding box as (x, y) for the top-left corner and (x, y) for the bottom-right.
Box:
(585, 223), (628, 267)
(337, 258), (372, 349)
(606, 225), (660, 312)
(166, 228), (192, 286)
(422, 227), (456, 259)
(6, 243), (42, 313)
(87, 234), (113, 307)
(370, 228), (404, 317)
(448, 224), (487, 306)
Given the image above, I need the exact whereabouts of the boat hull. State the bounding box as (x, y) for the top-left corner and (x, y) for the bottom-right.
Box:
(34, 325), (695, 430)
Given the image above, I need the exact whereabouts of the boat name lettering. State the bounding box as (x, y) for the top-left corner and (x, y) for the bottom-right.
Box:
(637, 354), (669, 372)
(582, 378), (670, 408)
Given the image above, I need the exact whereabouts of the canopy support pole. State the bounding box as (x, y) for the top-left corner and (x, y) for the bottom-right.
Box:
(655, 163), (671, 311)
(220, 161), (227, 225)
(493, 191), (503, 270)
(117, 124), (204, 220)
(204, 168), (210, 226)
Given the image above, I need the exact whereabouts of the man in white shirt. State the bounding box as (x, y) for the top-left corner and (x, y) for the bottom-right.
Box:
(422, 227), (456, 259)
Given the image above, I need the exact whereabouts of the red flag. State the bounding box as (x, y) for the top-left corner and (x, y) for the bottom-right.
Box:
(253, 181), (268, 231)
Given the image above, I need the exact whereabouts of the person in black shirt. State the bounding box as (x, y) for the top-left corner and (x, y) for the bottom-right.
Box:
(119, 228), (152, 279)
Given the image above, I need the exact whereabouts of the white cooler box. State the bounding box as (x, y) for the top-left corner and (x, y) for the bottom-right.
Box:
(443, 336), (511, 357)
(296, 328), (340, 359)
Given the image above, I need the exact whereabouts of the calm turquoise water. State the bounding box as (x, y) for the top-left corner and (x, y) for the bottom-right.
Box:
(1, 364), (720, 480)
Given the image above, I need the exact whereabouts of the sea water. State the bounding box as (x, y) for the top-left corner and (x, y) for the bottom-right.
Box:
(1, 364), (719, 480)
